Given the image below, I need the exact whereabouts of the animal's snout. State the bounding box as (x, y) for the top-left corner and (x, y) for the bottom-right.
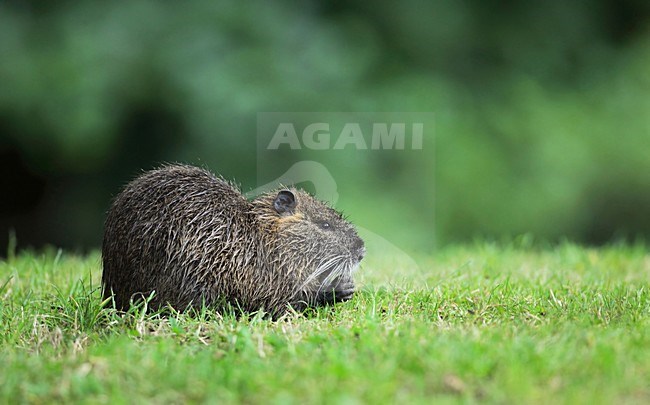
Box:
(353, 237), (365, 262)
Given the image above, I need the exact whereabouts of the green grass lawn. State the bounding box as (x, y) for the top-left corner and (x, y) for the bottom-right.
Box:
(1, 241), (649, 404)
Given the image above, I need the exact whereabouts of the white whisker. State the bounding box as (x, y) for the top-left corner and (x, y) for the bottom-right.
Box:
(292, 254), (349, 300)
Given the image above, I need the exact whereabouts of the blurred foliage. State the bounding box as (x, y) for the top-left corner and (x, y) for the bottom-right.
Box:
(0, 0), (648, 252)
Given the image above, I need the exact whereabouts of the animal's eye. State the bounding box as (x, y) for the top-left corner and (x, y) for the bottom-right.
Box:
(318, 221), (331, 230)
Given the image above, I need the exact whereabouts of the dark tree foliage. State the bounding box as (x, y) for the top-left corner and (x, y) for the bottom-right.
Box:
(0, 0), (648, 251)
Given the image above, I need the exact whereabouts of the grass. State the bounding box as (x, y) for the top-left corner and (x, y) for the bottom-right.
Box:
(1, 241), (649, 404)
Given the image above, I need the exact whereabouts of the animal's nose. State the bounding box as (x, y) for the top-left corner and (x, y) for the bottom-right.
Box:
(353, 238), (366, 261)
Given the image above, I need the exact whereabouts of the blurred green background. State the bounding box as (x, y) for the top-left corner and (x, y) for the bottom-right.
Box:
(0, 0), (648, 254)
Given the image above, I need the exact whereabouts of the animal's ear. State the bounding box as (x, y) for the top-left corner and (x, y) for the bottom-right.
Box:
(273, 190), (296, 215)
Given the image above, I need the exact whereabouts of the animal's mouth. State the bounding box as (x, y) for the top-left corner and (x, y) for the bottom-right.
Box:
(317, 279), (355, 305)
(294, 254), (360, 308)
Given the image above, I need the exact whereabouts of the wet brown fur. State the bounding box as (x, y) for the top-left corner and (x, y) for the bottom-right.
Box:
(101, 164), (365, 317)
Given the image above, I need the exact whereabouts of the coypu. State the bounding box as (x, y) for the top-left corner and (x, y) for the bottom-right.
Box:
(101, 164), (365, 316)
